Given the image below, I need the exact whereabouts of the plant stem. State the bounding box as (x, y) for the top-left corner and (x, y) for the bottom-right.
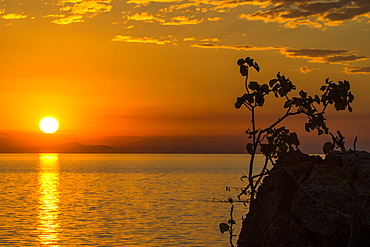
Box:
(229, 204), (235, 247)
(254, 155), (269, 188)
(249, 105), (257, 201)
(260, 107), (298, 135)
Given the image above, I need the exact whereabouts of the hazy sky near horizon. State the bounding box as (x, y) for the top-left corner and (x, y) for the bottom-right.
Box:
(0, 0), (369, 152)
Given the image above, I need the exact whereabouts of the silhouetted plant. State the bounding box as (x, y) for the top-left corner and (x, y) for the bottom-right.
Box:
(234, 56), (353, 202)
(216, 197), (236, 247)
(219, 57), (356, 246)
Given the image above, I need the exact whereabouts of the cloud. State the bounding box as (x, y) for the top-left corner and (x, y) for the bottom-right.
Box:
(127, 0), (181, 5)
(116, 0), (368, 30)
(325, 54), (368, 64)
(137, 0), (263, 11)
(60, 1), (112, 15)
(44, 14), (66, 18)
(282, 48), (368, 64)
(200, 37), (219, 42)
(1, 13), (27, 19)
(129, 12), (154, 21)
(212, 0), (267, 12)
(112, 35), (172, 45)
(283, 19), (324, 29)
(343, 66), (370, 74)
(297, 66), (315, 73)
(191, 43), (368, 65)
(191, 42), (284, 51)
(159, 3), (197, 13)
(48, 0), (112, 24)
(238, 10), (325, 29)
(238, 0), (370, 28)
(51, 15), (84, 25)
(284, 48), (347, 58)
(123, 8), (203, 26)
(123, 0), (256, 27)
(207, 16), (223, 21)
(128, 12), (165, 23)
(161, 16), (203, 25)
(183, 37), (196, 41)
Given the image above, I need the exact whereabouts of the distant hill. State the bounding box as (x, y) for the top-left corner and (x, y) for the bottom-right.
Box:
(0, 135), (252, 154)
(5, 142), (117, 153)
(1, 135), (249, 154)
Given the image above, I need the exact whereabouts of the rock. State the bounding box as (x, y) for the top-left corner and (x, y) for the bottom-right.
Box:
(237, 151), (370, 247)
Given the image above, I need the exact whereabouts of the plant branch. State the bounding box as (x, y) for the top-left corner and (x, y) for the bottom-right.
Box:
(260, 110), (301, 135)
(254, 155), (270, 189)
(243, 102), (252, 111)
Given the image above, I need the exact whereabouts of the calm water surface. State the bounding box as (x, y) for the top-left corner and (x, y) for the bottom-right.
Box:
(0, 153), (264, 246)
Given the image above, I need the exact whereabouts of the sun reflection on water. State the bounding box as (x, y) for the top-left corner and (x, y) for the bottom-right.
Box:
(37, 154), (61, 246)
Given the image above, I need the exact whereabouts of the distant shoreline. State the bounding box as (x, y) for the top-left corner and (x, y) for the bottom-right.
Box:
(0, 151), (247, 155)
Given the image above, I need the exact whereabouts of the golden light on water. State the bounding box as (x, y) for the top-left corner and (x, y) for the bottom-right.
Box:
(37, 154), (61, 246)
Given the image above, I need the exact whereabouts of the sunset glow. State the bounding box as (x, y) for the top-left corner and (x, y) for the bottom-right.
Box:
(0, 0), (369, 153)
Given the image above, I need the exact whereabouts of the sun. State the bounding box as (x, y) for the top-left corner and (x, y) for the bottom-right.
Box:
(39, 117), (59, 134)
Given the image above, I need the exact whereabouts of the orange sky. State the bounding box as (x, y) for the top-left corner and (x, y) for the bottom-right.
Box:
(0, 0), (369, 153)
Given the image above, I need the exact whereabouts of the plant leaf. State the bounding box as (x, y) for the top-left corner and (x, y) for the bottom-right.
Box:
(256, 94), (265, 106)
(253, 62), (260, 72)
(246, 143), (254, 155)
(249, 81), (260, 91)
(305, 123), (310, 132)
(228, 219), (236, 225)
(269, 79), (278, 87)
(323, 142), (334, 155)
(240, 65), (248, 77)
(237, 58), (245, 66)
(290, 132), (300, 146)
(261, 84), (269, 93)
(219, 223), (230, 234)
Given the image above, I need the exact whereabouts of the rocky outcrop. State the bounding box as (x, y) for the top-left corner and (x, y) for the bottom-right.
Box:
(237, 151), (370, 247)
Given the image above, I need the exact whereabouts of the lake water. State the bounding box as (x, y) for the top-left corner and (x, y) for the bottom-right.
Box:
(0, 153), (265, 246)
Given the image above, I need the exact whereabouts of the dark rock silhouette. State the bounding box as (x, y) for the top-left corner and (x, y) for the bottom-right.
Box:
(237, 151), (370, 247)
